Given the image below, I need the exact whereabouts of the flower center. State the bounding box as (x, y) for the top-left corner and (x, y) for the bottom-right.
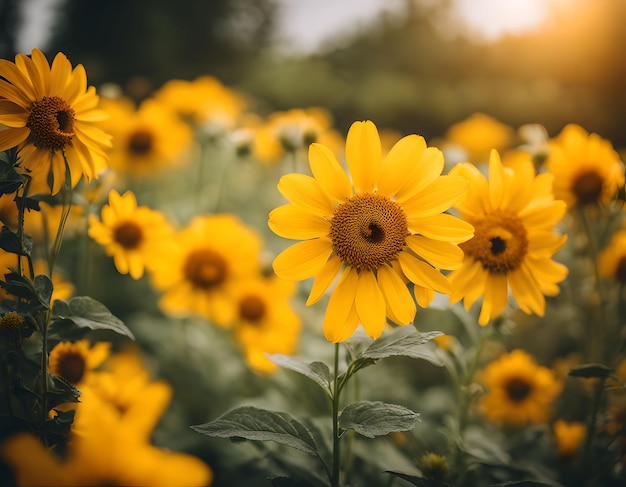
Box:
(572, 170), (603, 206)
(113, 221), (143, 249)
(329, 193), (408, 271)
(616, 257), (626, 285)
(128, 129), (154, 155)
(183, 249), (228, 289)
(460, 210), (528, 274)
(239, 295), (266, 322)
(505, 377), (532, 402)
(26, 96), (76, 150)
(56, 352), (86, 385)
(0, 311), (25, 331)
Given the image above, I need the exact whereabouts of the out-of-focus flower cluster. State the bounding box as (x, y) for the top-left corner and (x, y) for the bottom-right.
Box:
(0, 48), (625, 487)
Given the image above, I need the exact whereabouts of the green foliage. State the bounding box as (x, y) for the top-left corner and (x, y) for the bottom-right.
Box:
(339, 400), (419, 438)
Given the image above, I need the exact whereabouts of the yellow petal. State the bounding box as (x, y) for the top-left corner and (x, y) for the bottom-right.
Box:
(378, 134), (426, 197)
(277, 173), (334, 216)
(405, 235), (464, 270)
(355, 270), (387, 339)
(272, 238), (333, 281)
(509, 263), (546, 316)
(269, 204), (330, 240)
(478, 273), (508, 325)
(345, 120), (381, 193)
(396, 146), (445, 203)
(307, 255), (342, 305)
(401, 176), (468, 218)
(488, 149), (505, 209)
(377, 265), (416, 324)
(408, 213), (474, 243)
(0, 126), (29, 151)
(413, 285), (435, 308)
(323, 267), (360, 342)
(308, 143), (352, 202)
(398, 252), (451, 294)
(449, 259), (484, 304)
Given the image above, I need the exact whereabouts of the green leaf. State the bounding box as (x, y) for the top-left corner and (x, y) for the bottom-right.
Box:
(568, 363), (613, 379)
(269, 478), (318, 487)
(339, 400), (420, 438)
(51, 296), (134, 340)
(385, 471), (455, 487)
(361, 327), (443, 363)
(490, 482), (561, 487)
(33, 274), (53, 309)
(0, 226), (32, 256)
(191, 406), (320, 456)
(266, 354), (331, 392)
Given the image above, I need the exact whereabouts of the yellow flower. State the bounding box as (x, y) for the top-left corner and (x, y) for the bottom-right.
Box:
(553, 420), (586, 457)
(0, 49), (111, 195)
(443, 113), (515, 163)
(48, 339), (111, 388)
(269, 120), (473, 342)
(98, 96), (193, 175)
(232, 275), (301, 373)
(599, 230), (626, 285)
(23, 200), (85, 244)
(149, 214), (262, 325)
(544, 124), (625, 208)
(449, 150), (568, 325)
(481, 349), (562, 425)
(88, 189), (175, 279)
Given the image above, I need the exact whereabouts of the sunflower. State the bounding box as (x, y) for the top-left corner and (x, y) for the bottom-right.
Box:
(48, 339), (111, 388)
(149, 214), (262, 325)
(0, 49), (111, 195)
(98, 96), (193, 175)
(268, 120), (473, 342)
(480, 349), (562, 425)
(232, 275), (301, 373)
(88, 189), (175, 279)
(553, 420), (586, 457)
(599, 230), (626, 285)
(448, 149), (568, 325)
(544, 124), (625, 208)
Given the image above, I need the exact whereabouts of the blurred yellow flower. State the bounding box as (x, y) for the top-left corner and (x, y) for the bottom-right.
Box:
(0, 49), (111, 195)
(88, 189), (175, 279)
(232, 275), (301, 373)
(544, 124), (625, 208)
(449, 150), (568, 325)
(0, 192), (18, 230)
(150, 214), (261, 325)
(23, 200), (85, 245)
(154, 75), (245, 135)
(598, 230), (626, 285)
(553, 420), (586, 457)
(254, 107), (343, 164)
(443, 113), (515, 164)
(481, 349), (562, 425)
(98, 96), (193, 176)
(269, 120), (473, 342)
(48, 339), (111, 388)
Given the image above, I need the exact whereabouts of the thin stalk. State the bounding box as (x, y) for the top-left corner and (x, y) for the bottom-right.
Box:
(578, 376), (606, 486)
(331, 342), (341, 487)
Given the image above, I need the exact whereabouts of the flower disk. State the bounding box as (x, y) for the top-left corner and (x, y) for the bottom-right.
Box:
(330, 193), (407, 271)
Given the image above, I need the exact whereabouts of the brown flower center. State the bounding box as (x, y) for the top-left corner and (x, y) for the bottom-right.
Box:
(56, 352), (86, 385)
(0, 311), (25, 332)
(461, 210), (528, 274)
(128, 129), (154, 155)
(239, 295), (266, 322)
(26, 96), (76, 150)
(572, 170), (604, 206)
(505, 377), (532, 402)
(113, 221), (143, 249)
(329, 193), (408, 271)
(184, 249), (228, 289)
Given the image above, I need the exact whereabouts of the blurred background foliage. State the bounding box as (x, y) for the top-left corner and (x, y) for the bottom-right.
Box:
(1, 0), (624, 148)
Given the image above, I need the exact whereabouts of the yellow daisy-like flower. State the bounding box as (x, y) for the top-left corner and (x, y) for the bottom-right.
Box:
(598, 230), (626, 285)
(232, 276), (301, 373)
(442, 112), (515, 164)
(553, 420), (586, 457)
(0, 49), (111, 195)
(88, 189), (175, 279)
(98, 96), (193, 175)
(48, 339), (111, 388)
(448, 150), (568, 325)
(480, 349), (562, 425)
(149, 214), (261, 325)
(544, 124), (625, 208)
(269, 120), (473, 342)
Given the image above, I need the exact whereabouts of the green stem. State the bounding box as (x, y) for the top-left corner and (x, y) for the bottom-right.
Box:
(579, 376), (606, 486)
(332, 342), (341, 487)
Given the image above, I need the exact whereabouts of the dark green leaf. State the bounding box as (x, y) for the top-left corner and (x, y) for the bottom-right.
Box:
(568, 363), (613, 379)
(361, 327), (443, 364)
(51, 296), (134, 340)
(385, 471), (455, 487)
(0, 226), (31, 256)
(339, 400), (420, 438)
(268, 477), (318, 487)
(33, 274), (53, 309)
(191, 406), (320, 456)
(489, 482), (561, 487)
(0, 271), (38, 302)
(266, 354), (331, 392)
